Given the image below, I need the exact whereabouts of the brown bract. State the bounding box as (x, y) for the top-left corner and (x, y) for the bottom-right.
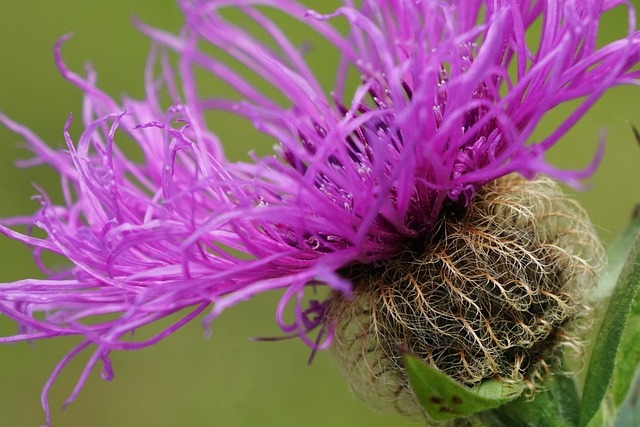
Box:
(327, 174), (605, 420)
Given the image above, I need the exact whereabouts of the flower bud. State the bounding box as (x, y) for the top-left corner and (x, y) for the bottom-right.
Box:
(327, 174), (605, 420)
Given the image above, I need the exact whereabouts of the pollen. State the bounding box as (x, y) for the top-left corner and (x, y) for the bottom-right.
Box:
(326, 174), (605, 419)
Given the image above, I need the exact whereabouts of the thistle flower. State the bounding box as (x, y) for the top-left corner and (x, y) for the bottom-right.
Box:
(1, 0), (639, 425)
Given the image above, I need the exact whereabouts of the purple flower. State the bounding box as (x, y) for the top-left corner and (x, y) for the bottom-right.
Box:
(1, 0), (639, 423)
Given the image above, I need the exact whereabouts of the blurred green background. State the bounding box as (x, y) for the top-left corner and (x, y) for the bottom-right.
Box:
(1, 1), (639, 426)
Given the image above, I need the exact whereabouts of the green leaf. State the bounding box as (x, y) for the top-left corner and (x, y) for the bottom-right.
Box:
(554, 372), (582, 425)
(595, 210), (640, 298)
(490, 375), (579, 427)
(403, 353), (524, 421)
(610, 274), (640, 409)
(579, 222), (640, 427)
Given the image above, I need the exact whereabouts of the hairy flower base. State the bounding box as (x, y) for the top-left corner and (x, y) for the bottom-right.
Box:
(326, 174), (604, 420)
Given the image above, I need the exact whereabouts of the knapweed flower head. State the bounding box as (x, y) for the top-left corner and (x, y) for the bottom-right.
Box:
(1, 0), (639, 424)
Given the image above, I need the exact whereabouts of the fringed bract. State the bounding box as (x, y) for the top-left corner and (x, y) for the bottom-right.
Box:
(327, 174), (605, 419)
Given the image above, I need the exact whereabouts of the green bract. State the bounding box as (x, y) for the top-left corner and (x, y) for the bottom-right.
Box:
(403, 354), (524, 422)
